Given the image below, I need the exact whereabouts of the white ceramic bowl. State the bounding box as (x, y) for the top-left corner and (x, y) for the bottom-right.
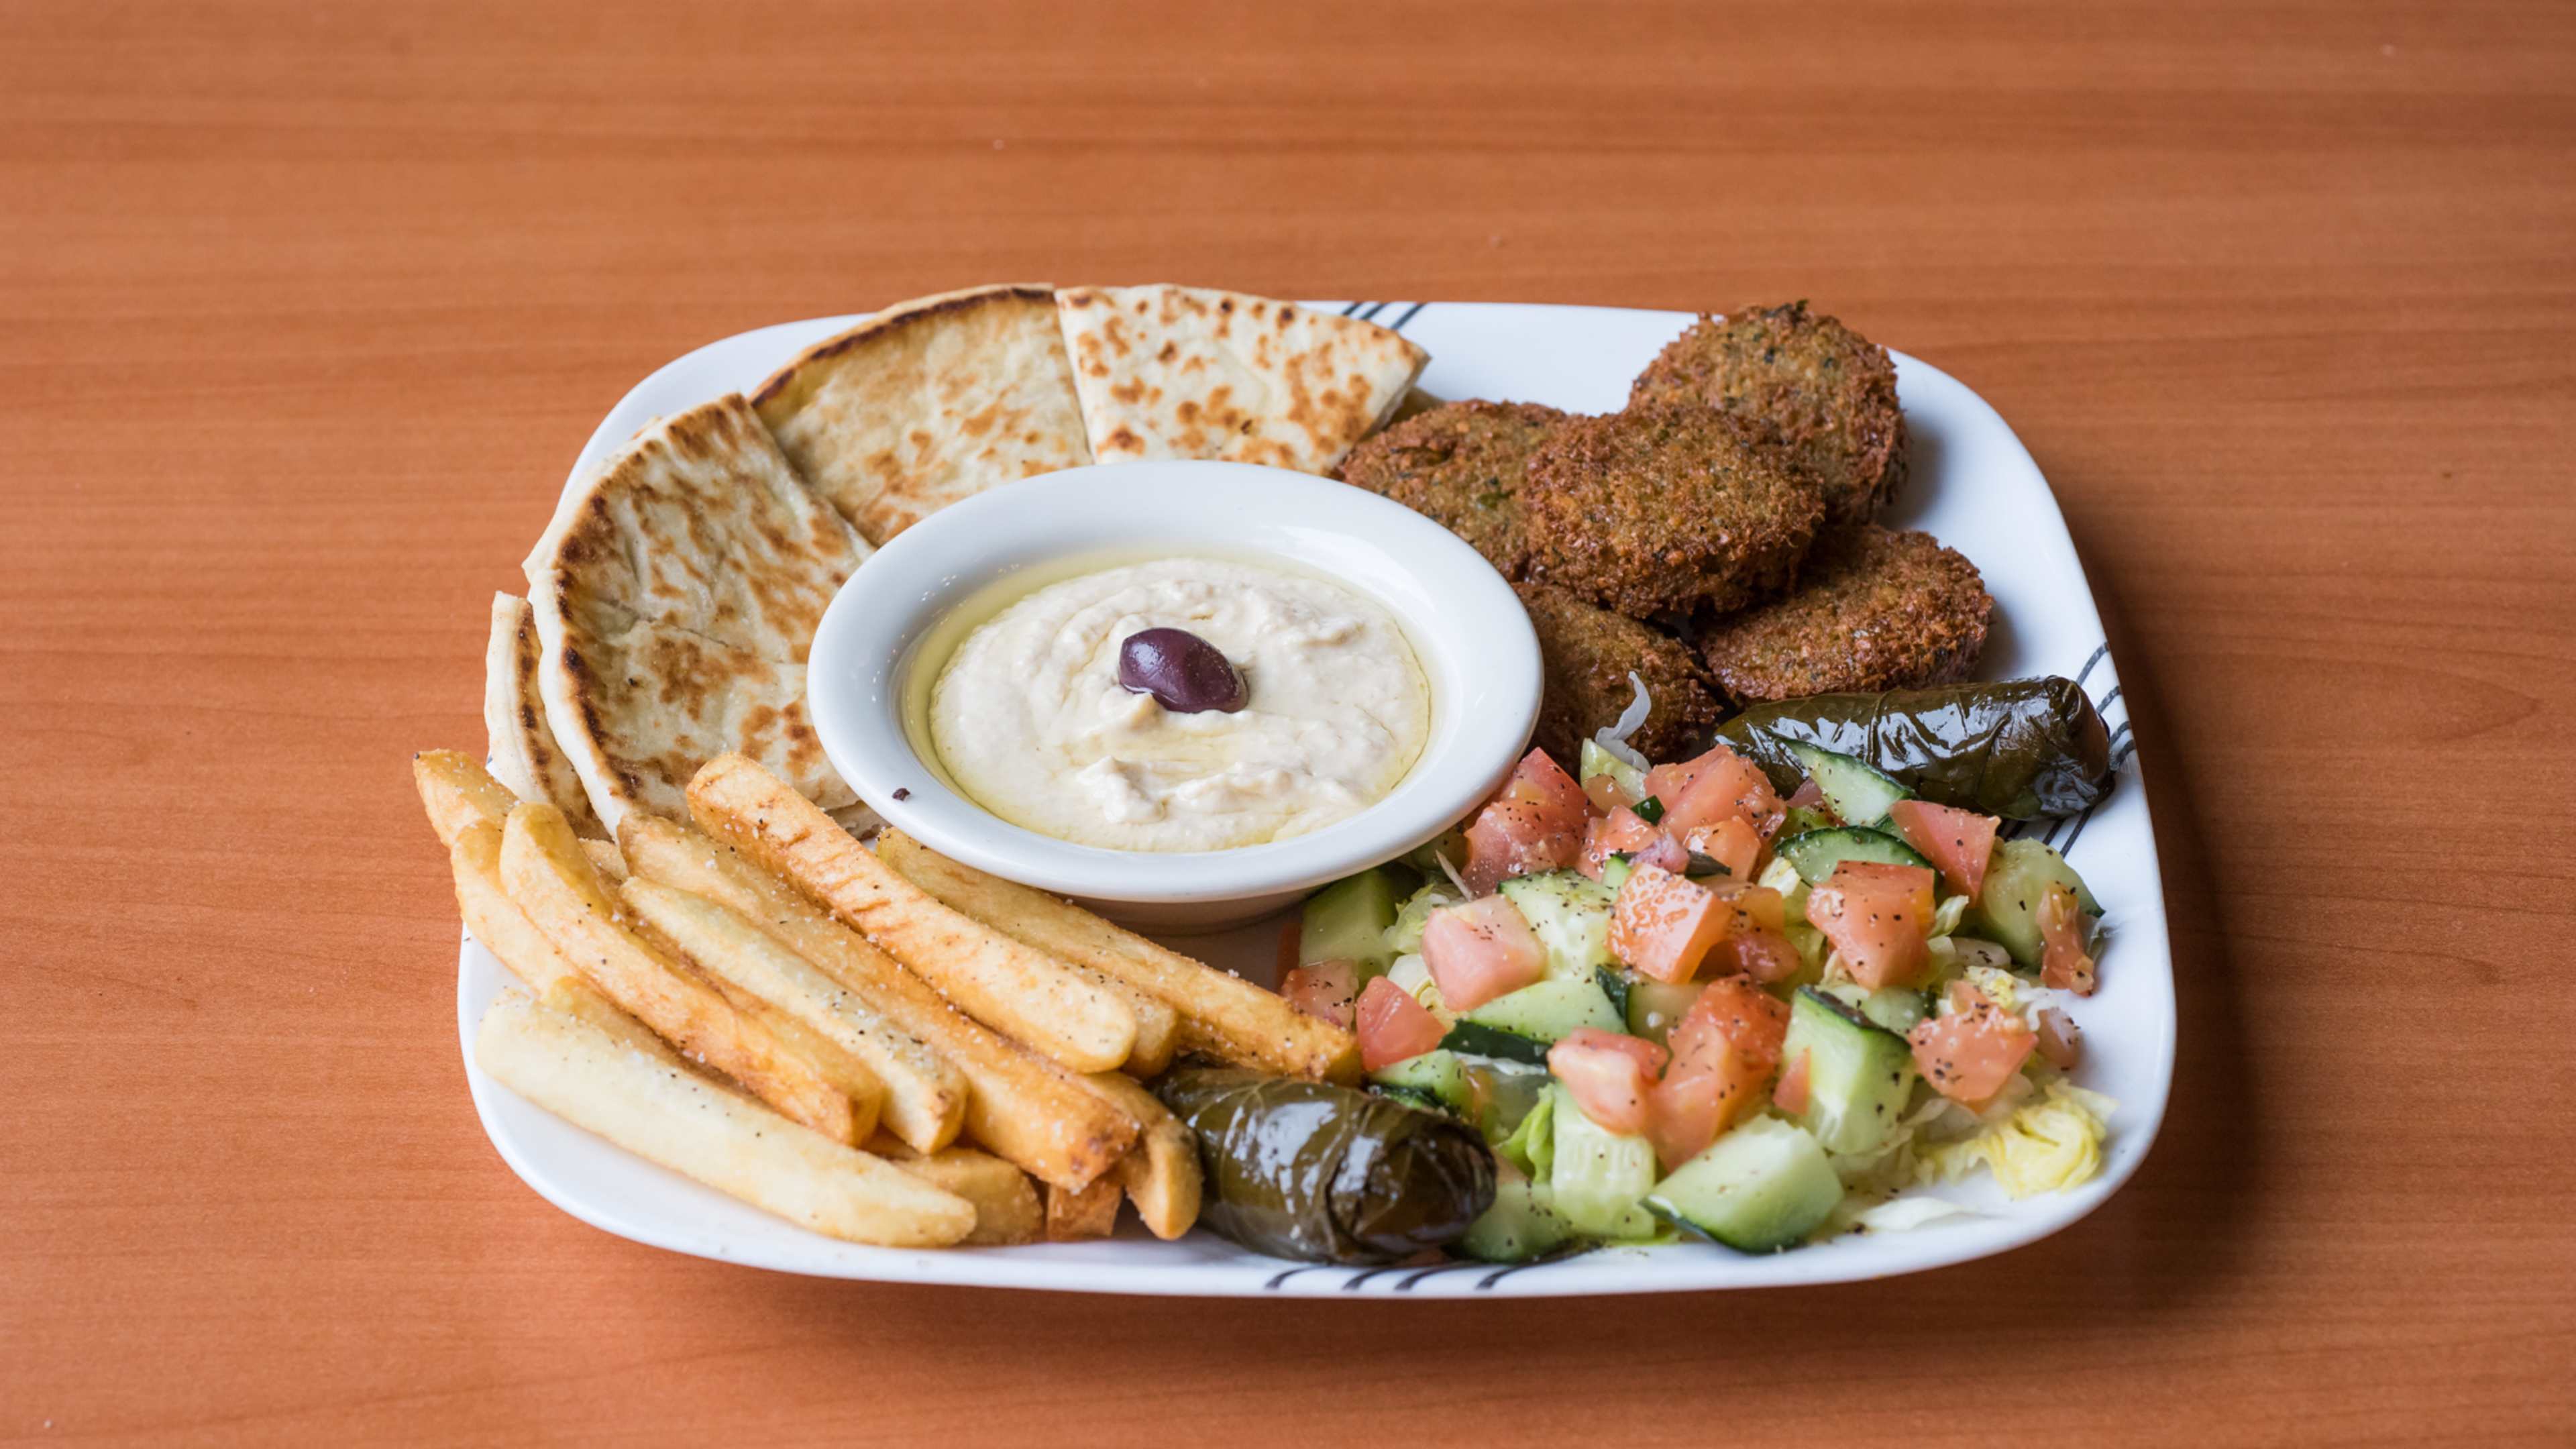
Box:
(804, 460), (1542, 930)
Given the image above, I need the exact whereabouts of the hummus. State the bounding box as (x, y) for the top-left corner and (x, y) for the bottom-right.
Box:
(928, 557), (1431, 851)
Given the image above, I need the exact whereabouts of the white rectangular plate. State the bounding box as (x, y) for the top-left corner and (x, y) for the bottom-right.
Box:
(459, 301), (2172, 1296)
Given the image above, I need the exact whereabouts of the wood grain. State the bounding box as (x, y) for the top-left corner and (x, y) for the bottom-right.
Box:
(5, 1), (2572, 1443)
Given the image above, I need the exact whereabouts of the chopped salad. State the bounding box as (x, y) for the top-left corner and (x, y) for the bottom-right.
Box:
(1280, 714), (2114, 1261)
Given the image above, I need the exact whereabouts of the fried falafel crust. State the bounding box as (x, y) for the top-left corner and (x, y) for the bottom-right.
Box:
(1630, 302), (1907, 525)
(1519, 402), (1825, 618)
(1334, 399), (1565, 577)
(1694, 524), (1991, 703)
(1513, 582), (1722, 767)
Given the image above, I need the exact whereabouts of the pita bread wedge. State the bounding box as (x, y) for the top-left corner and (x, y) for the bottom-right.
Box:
(752, 284), (1092, 545)
(525, 394), (869, 835)
(483, 592), (602, 835)
(1054, 285), (1429, 474)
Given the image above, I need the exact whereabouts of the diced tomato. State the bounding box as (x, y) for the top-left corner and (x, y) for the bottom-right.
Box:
(2038, 883), (2098, 996)
(1462, 748), (1591, 892)
(1682, 816), (1763, 884)
(1281, 959), (1359, 1028)
(1885, 799), (1999, 903)
(1610, 863), (1736, 983)
(1773, 1047), (1813, 1115)
(1582, 771), (1638, 814)
(1549, 1027), (1666, 1135)
(1578, 805), (1686, 882)
(1719, 925), (1805, 985)
(1784, 778), (1829, 814)
(1805, 860), (1939, 989)
(1642, 978), (1791, 1167)
(1907, 981), (2037, 1106)
(1670, 974), (1790, 1073)
(1708, 881), (1788, 934)
(2035, 1007), (2084, 1070)
(1354, 976), (1446, 1071)
(1421, 894), (1548, 1012)
(1662, 745), (1788, 841)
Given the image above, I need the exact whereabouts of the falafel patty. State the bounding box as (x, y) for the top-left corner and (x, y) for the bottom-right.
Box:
(1334, 399), (1565, 576)
(1694, 523), (1991, 703)
(1519, 402), (1825, 618)
(1629, 301), (1907, 524)
(1513, 581), (1723, 768)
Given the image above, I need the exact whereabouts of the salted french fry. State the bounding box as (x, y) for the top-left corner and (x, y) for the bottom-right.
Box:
(1081, 1071), (1202, 1242)
(1044, 1173), (1124, 1242)
(877, 830), (1361, 1083)
(446, 820), (582, 992)
(499, 802), (880, 1146)
(415, 748), (623, 871)
(475, 991), (973, 1248)
(619, 813), (1140, 1190)
(867, 1136), (1043, 1246)
(686, 755), (1138, 1073)
(582, 838), (628, 882)
(414, 749), (523, 848)
(619, 875), (968, 1153)
(1071, 965), (1179, 1077)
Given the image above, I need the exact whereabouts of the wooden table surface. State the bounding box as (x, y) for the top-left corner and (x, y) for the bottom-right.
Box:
(8, 1), (2572, 1443)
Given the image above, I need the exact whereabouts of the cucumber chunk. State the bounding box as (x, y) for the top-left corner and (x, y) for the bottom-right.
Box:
(1368, 1049), (1477, 1118)
(1301, 868), (1405, 976)
(1599, 855), (1635, 892)
(1774, 825), (1935, 885)
(1593, 966), (1630, 1024)
(1971, 837), (2104, 967)
(1624, 978), (1706, 1046)
(1457, 1161), (1578, 1264)
(1577, 739), (1646, 803)
(1499, 869), (1617, 981)
(1549, 1085), (1660, 1239)
(1780, 987), (1918, 1155)
(1372, 1084), (1444, 1113)
(1782, 738), (1913, 827)
(1778, 804), (1839, 839)
(1444, 976), (1623, 1065)
(1645, 1117), (1843, 1252)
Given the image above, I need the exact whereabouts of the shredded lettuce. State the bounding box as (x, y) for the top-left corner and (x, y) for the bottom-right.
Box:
(1589, 673), (1654, 773)
(1916, 1081), (2116, 1199)
(1497, 1087), (1556, 1181)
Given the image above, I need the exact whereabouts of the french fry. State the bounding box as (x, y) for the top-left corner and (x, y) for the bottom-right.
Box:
(867, 1136), (1042, 1246)
(619, 875), (969, 1153)
(1071, 965), (1179, 1077)
(582, 838), (628, 882)
(686, 755), (1138, 1073)
(498, 802), (881, 1146)
(1081, 1071), (1203, 1242)
(877, 830), (1362, 1083)
(1044, 1173), (1124, 1242)
(414, 748), (623, 876)
(475, 989), (974, 1248)
(618, 814), (1140, 1190)
(446, 820), (582, 992)
(414, 749), (523, 847)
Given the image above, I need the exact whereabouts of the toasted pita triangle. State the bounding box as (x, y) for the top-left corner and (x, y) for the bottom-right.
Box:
(753, 284), (1093, 545)
(525, 394), (869, 834)
(483, 592), (602, 835)
(1054, 286), (1428, 474)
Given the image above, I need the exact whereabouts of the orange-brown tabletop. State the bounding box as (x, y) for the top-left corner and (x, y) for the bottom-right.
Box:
(6, 2), (2571, 1443)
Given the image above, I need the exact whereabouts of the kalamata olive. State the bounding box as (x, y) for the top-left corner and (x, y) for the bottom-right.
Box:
(1118, 627), (1248, 714)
